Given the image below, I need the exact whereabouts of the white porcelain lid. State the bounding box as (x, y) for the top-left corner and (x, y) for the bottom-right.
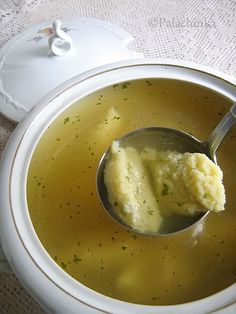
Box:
(0, 18), (142, 122)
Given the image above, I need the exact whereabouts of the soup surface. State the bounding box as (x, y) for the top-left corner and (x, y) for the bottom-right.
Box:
(27, 79), (236, 305)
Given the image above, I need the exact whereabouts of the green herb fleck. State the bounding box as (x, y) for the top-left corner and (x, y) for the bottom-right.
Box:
(161, 184), (169, 196)
(145, 80), (153, 86)
(60, 261), (67, 269)
(121, 209), (127, 216)
(64, 117), (70, 124)
(73, 254), (82, 263)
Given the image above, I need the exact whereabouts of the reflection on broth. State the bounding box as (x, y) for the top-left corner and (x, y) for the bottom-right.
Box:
(27, 79), (236, 305)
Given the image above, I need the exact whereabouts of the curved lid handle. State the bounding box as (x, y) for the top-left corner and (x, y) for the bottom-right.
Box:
(48, 20), (73, 56)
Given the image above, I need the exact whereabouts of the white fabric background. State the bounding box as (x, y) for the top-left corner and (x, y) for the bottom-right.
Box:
(0, 0), (235, 312)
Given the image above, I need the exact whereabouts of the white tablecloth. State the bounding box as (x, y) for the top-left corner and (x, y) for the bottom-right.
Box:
(0, 0), (235, 312)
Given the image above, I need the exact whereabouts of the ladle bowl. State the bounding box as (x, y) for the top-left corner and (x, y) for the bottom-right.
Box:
(97, 103), (236, 235)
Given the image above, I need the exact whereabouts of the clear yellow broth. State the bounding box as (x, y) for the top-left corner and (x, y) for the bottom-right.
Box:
(27, 79), (236, 305)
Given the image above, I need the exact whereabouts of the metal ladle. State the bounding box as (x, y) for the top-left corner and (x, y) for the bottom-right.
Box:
(96, 103), (236, 235)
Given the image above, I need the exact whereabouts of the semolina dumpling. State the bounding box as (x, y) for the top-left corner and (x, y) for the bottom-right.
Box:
(104, 141), (163, 233)
(183, 153), (225, 213)
(89, 107), (123, 146)
(142, 149), (225, 216)
(105, 143), (226, 233)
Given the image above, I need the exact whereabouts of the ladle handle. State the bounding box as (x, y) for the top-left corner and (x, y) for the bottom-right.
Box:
(206, 103), (236, 157)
